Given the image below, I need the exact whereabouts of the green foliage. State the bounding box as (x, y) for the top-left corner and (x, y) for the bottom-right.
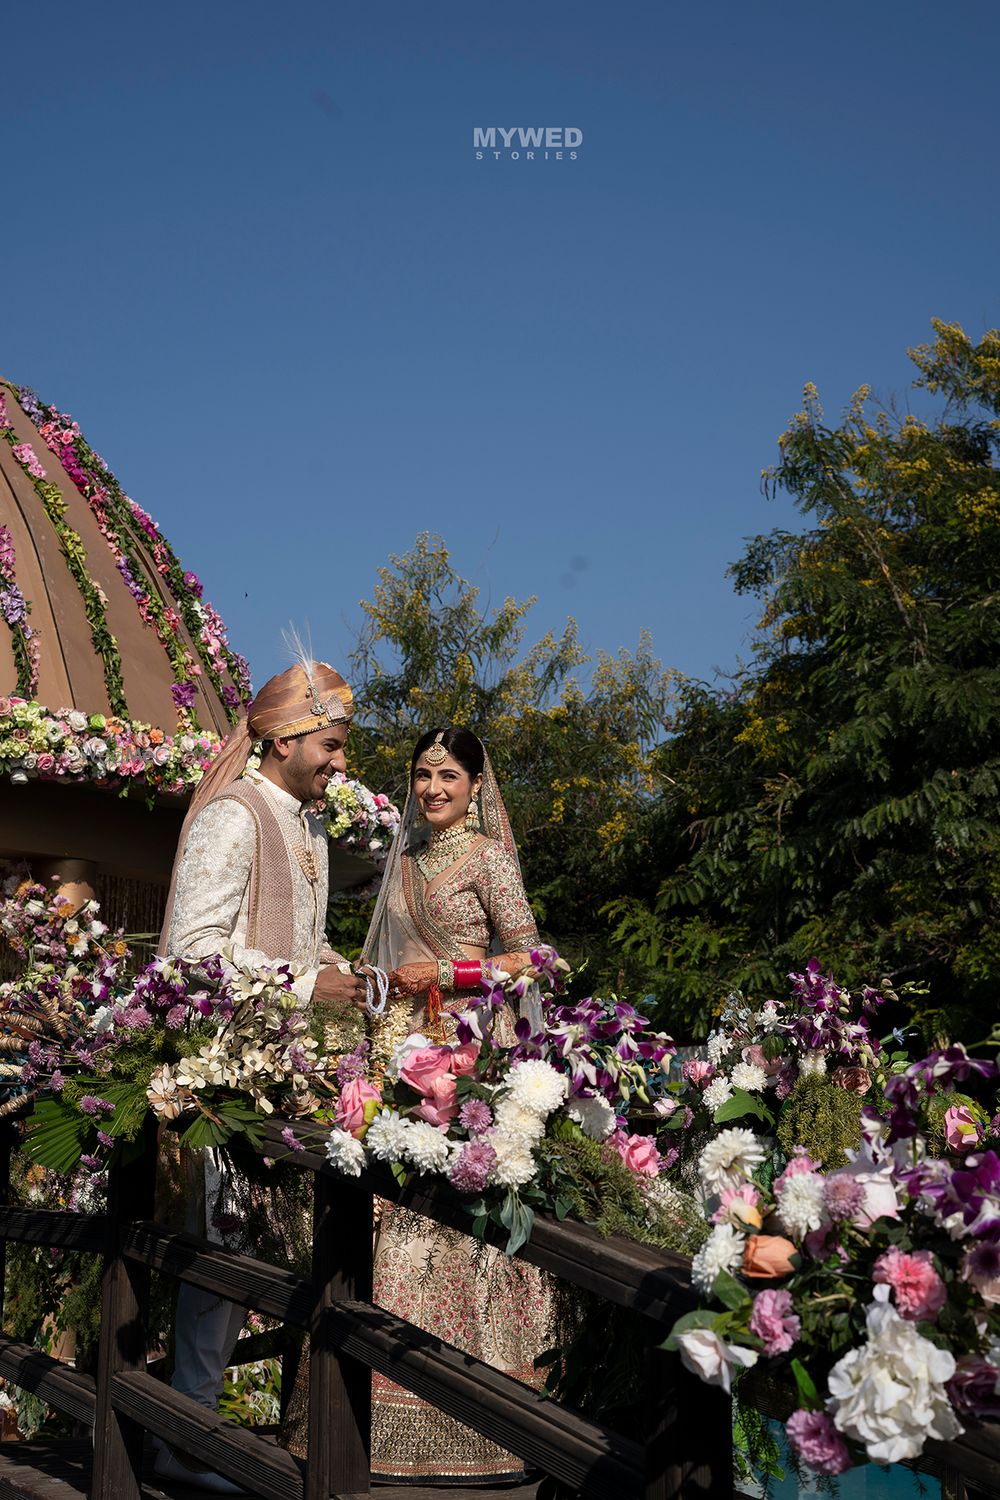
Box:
(775, 1076), (864, 1169)
(608, 321), (1000, 1040)
(332, 532), (674, 986)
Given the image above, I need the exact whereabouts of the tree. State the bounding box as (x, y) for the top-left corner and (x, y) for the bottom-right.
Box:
(608, 322), (1000, 1041)
(332, 534), (674, 983)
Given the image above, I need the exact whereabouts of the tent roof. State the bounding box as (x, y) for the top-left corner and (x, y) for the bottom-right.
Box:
(1, 379), (249, 735)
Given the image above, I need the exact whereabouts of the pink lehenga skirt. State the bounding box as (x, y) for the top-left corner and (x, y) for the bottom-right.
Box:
(369, 1201), (555, 1484)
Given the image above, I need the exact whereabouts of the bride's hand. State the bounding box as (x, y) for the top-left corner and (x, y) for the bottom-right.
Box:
(388, 962), (438, 998)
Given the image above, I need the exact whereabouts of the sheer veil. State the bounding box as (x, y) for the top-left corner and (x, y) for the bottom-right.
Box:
(361, 746), (520, 972)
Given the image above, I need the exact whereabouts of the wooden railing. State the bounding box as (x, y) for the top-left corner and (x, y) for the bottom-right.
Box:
(2, 1116), (1000, 1500)
(0, 1116), (730, 1499)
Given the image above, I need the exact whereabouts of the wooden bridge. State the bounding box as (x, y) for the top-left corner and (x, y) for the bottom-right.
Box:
(0, 1117), (997, 1500)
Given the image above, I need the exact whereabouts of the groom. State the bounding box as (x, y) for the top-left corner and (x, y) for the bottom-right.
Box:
(155, 657), (367, 1492)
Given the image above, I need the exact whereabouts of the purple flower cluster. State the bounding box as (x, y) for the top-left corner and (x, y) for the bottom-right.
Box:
(872, 1044), (997, 1145)
(449, 1138), (496, 1193)
(786, 960), (882, 1065)
(336, 1040), (371, 1087)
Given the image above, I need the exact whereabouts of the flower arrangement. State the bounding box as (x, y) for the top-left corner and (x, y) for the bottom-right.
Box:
(322, 950), (701, 1255)
(2, 884), (702, 1259)
(663, 965), (1000, 1479)
(321, 771), (401, 874)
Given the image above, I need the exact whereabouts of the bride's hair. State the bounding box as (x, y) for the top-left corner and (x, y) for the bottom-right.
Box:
(410, 726), (485, 782)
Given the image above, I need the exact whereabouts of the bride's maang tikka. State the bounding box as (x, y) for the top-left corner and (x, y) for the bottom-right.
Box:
(422, 731), (449, 766)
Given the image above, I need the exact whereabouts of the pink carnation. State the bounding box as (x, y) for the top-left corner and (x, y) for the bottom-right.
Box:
(773, 1146), (822, 1194)
(785, 1409), (851, 1475)
(872, 1246), (946, 1321)
(749, 1288), (801, 1355)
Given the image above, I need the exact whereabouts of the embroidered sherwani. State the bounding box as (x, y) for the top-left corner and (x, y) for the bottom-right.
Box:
(166, 767), (343, 997)
(163, 768), (343, 1411)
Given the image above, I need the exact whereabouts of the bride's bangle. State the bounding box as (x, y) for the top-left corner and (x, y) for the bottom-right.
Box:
(437, 959), (455, 992)
(453, 959), (484, 990)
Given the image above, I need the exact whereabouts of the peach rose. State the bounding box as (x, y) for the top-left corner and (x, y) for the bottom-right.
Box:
(742, 1234), (798, 1279)
(449, 1043), (480, 1077)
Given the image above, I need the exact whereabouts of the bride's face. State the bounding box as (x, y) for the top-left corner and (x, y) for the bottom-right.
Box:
(413, 751), (482, 832)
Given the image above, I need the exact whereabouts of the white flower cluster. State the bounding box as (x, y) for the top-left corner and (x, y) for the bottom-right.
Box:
(485, 1059), (569, 1189)
(775, 1171), (826, 1239)
(698, 1128), (767, 1197)
(691, 1222), (746, 1294)
(827, 1286), (962, 1462)
(702, 1077), (733, 1111)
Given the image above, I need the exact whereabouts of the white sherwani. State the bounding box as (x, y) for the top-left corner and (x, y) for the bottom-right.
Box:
(166, 768), (342, 1000)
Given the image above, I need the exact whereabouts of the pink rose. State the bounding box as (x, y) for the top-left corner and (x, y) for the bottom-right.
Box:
(872, 1246), (946, 1321)
(831, 1065), (871, 1095)
(745, 1043), (782, 1078)
(449, 1043), (480, 1077)
(944, 1104), (980, 1152)
(681, 1059), (713, 1086)
(749, 1288), (801, 1355)
(612, 1131), (662, 1177)
(335, 1078), (381, 1138)
(414, 1074), (459, 1127)
(36, 752), (55, 773)
(399, 1045), (452, 1094)
(785, 1410), (851, 1475)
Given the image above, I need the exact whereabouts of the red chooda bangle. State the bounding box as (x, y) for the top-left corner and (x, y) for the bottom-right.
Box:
(452, 960), (484, 990)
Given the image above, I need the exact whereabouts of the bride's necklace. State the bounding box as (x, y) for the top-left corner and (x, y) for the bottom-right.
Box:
(415, 823), (477, 881)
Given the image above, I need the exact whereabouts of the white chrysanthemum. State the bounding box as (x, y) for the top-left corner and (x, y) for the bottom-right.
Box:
(489, 1132), (538, 1188)
(364, 1109), (411, 1162)
(706, 1033), (729, 1065)
(799, 1051), (827, 1078)
(325, 1128), (366, 1177)
(690, 1223), (746, 1295)
(730, 1061), (768, 1092)
(494, 1097), (547, 1146)
(827, 1286), (961, 1463)
(754, 1002), (782, 1033)
(565, 1093), (616, 1140)
(776, 1171), (827, 1239)
(506, 1059), (569, 1117)
(402, 1120), (452, 1174)
(698, 1127), (766, 1195)
(702, 1077), (734, 1112)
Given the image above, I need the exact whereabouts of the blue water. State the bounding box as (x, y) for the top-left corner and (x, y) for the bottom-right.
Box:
(742, 1425), (936, 1498)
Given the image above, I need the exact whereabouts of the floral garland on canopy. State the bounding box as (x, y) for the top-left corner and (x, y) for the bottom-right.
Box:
(0, 699), (400, 877)
(656, 966), (1000, 1482)
(2, 381), (251, 727)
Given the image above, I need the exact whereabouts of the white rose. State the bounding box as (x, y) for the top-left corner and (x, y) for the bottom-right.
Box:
(675, 1327), (758, 1395)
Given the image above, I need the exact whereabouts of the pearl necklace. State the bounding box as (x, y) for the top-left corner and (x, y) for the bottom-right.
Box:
(415, 823), (477, 881)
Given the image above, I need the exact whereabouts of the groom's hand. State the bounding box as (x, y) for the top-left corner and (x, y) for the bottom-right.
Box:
(313, 964), (368, 1011)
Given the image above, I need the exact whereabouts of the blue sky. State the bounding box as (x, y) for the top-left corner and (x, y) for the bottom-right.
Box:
(4, 1), (999, 698)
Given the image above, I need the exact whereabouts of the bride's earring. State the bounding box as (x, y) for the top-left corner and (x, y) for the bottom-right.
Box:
(466, 792), (481, 831)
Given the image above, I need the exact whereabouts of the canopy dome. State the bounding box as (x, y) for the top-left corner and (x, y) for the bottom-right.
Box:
(1, 378), (249, 733)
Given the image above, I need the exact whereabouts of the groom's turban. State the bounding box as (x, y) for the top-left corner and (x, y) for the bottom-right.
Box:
(183, 662), (354, 826)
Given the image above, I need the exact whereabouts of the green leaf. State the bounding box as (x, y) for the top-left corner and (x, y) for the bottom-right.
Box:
(713, 1088), (770, 1125)
(390, 1160), (408, 1187)
(499, 1188), (534, 1256)
(791, 1357), (819, 1410)
(712, 1268), (752, 1313)
(22, 1097), (94, 1174)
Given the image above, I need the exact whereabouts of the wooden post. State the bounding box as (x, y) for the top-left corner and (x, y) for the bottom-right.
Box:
(91, 1122), (157, 1500)
(306, 1171), (373, 1500)
(644, 1334), (732, 1500)
(0, 1118), (14, 1325)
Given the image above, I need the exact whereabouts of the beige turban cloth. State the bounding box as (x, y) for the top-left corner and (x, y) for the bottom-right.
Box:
(183, 662), (354, 828)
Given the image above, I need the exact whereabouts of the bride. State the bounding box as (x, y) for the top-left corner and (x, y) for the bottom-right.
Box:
(363, 725), (554, 1485)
